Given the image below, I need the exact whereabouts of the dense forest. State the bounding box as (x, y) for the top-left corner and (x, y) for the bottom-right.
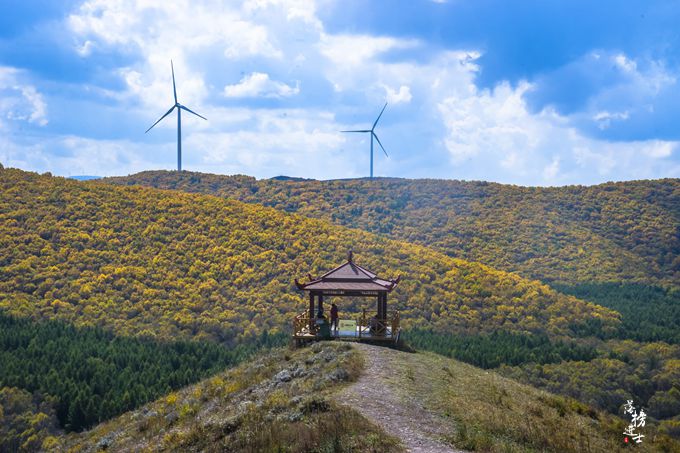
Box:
(0, 312), (283, 433)
(406, 329), (680, 435)
(0, 386), (61, 452)
(100, 170), (680, 433)
(0, 167), (616, 343)
(554, 283), (680, 344)
(405, 329), (598, 369)
(61, 342), (680, 453)
(104, 170), (680, 286)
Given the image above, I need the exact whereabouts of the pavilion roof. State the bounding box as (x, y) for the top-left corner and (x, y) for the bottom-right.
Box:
(295, 251), (400, 293)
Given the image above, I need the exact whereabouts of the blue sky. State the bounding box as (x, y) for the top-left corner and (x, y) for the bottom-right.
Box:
(0, 0), (678, 185)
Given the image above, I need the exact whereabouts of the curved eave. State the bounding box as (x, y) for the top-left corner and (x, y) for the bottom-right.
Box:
(294, 275), (401, 293)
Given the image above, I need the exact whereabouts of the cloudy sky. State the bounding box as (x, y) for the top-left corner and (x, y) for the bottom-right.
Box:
(1, 0), (679, 185)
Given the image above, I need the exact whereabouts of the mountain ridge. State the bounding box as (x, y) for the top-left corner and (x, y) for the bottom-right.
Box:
(102, 170), (680, 286)
(1, 166), (616, 343)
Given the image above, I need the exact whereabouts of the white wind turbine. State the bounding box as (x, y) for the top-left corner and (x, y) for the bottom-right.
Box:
(145, 60), (207, 171)
(341, 103), (389, 178)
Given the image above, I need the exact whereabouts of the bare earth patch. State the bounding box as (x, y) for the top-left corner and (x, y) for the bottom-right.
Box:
(339, 343), (466, 453)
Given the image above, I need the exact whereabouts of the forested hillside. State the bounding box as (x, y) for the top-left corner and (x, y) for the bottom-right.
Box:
(0, 167), (616, 343)
(3, 167), (679, 443)
(0, 312), (277, 433)
(60, 343), (403, 452)
(104, 171), (680, 346)
(104, 171), (680, 286)
(97, 169), (680, 434)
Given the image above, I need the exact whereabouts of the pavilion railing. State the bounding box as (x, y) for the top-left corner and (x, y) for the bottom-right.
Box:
(295, 309), (400, 340)
(391, 310), (401, 339)
(358, 309), (400, 339)
(293, 311), (314, 337)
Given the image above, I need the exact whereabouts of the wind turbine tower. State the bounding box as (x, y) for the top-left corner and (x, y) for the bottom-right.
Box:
(146, 60), (207, 171)
(341, 103), (388, 179)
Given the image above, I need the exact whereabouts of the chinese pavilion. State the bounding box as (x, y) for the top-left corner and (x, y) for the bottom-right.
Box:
(293, 251), (401, 344)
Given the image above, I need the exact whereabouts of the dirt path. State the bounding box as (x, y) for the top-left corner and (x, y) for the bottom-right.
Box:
(339, 343), (466, 453)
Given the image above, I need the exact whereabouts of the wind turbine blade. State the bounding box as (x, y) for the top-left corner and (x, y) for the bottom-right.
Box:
(179, 105), (207, 121)
(171, 60), (177, 104)
(372, 102), (388, 130)
(373, 132), (388, 157)
(340, 130), (371, 133)
(145, 105), (176, 133)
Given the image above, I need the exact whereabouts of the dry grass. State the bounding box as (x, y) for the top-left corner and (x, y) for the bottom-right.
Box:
(58, 342), (403, 452)
(373, 346), (680, 452)
(56, 341), (680, 452)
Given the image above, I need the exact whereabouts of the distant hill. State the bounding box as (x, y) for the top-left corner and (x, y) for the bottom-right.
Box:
(68, 175), (101, 181)
(268, 175), (315, 181)
(0, 167), (615, 343)
(102, 170), (680, 352)
(102, 170), (680, 287)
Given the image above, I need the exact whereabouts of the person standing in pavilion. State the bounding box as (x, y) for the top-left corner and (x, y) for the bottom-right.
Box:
(330, 303), (339, 335)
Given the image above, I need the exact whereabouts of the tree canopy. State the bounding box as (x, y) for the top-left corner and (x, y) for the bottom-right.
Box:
(105, 170), (680, 286)
(0, 168), (617, 344)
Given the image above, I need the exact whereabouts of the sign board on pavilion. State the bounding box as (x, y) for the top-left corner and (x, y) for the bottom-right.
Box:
(338, 319), (357, 334)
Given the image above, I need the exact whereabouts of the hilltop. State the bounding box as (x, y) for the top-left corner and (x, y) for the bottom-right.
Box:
(58, 343), (679, 452)
(103, 170), (680, 287)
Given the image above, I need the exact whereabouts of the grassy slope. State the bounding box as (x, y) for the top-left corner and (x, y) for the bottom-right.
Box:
(499, 339), (680, 432)
(381, 345), (679, 452)
(59, 343), (680, 452)
(59, 343), (403, 453)
(103, 171), (680, 286)
(0, 167), (618, 343)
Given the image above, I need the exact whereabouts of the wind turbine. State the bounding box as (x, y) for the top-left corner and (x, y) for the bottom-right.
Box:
(341, 103), (388, 179)
(145, 60), (207, 171)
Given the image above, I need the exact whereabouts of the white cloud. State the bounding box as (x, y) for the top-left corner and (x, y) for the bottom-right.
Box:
(68, 0), (288, 109)
(600, 52), (676, 105)
(0, 105), (363, 179)
(543, 156), (560, 181)
(640, 141), (675, 158)
(183, 107), (359, 178)
(593, 110), (629, 130)
(69, 0), (283, 59)
(439, 82), (540, 165)
(318, 34), (418, 67)
(317, 33), (424, 99)
(383, 84), (412, 104)
(573, 145), (618, 176)
(242, 0), (323, 29)
(224, 72), (299, 98)
(614, 53), (637, 73)
(75, 39), (94, 57)
(0, 134), (157, 177)
(437, 70), (678, 184)
(0, 67), (48, 127)
(3, 0), (671, 185)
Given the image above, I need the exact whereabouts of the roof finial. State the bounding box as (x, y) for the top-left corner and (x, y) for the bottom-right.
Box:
(348, 249), (353, 263)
